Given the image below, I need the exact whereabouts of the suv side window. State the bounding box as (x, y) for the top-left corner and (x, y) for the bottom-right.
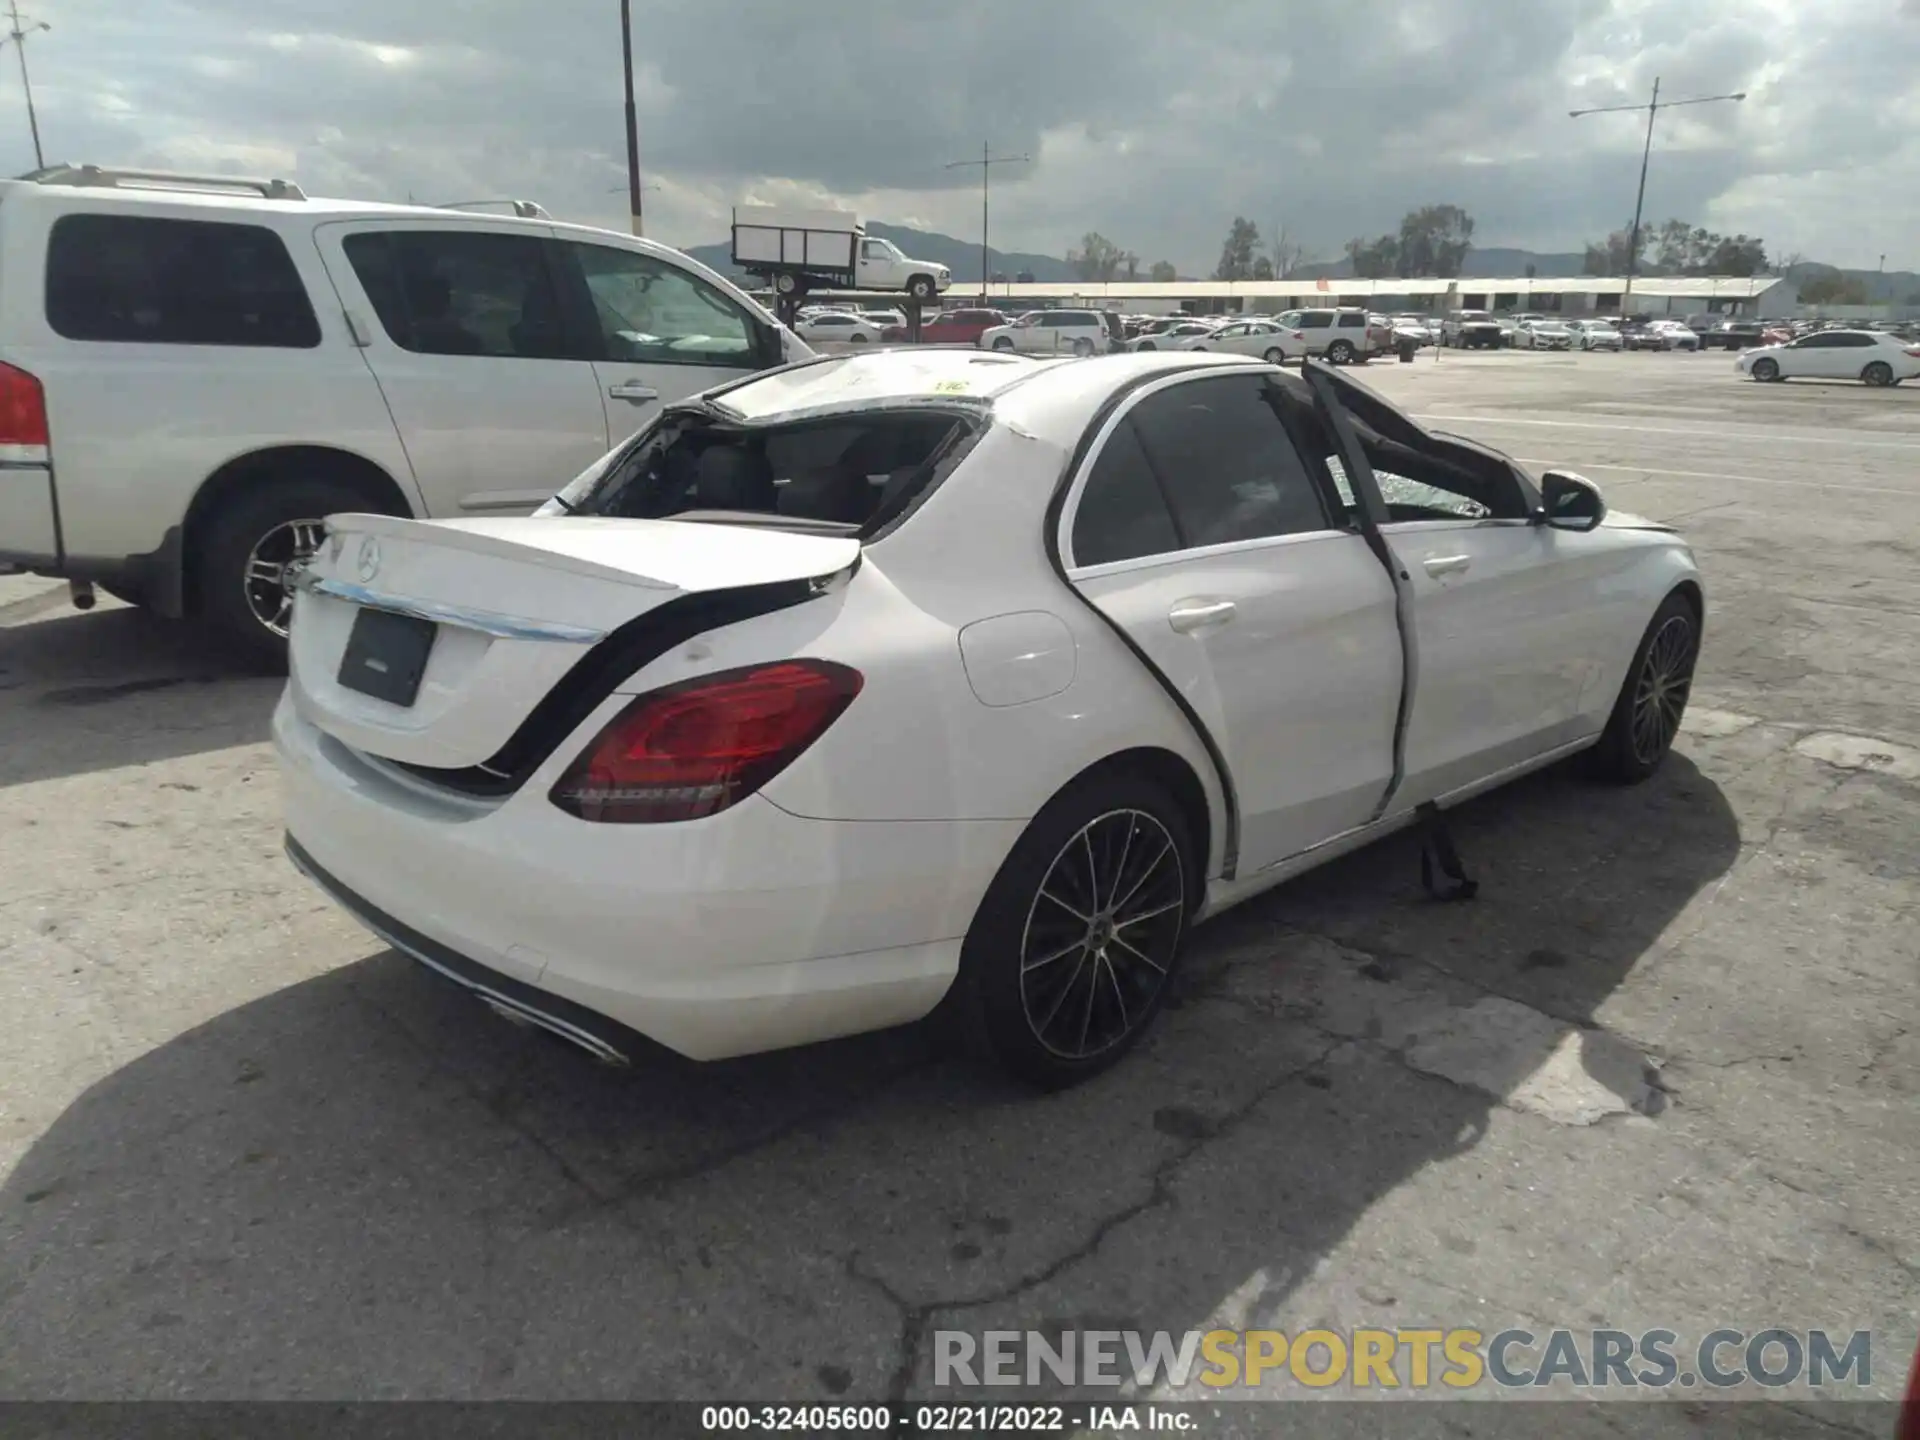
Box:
(1072, 420), (1181, 566)
(1127, 375), (1332, 549)
(564, 242), (757, 367)
(344, 230), (577, 360)
(45, 214), (321, 348)
(1337, 313), (1365, 328)
(1299, 312), (1334, 329)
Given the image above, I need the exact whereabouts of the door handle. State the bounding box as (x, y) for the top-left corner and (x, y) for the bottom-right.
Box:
(1168, 598), (1236, 633)
(1423, 554), (1472, 577)
(607, 382), (660, 403)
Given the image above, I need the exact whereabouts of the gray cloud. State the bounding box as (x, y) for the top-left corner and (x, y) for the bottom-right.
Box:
(13, 0), (1920, 271)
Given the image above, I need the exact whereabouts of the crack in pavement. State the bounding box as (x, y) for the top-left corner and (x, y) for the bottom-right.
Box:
(844, 1038), (1351, 1402)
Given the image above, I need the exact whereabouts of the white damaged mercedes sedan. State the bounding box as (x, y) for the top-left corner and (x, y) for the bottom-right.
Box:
(276, 349), (1703, 1088)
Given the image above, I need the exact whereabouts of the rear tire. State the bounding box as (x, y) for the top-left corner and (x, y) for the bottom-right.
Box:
(196, 477), (395, 671)
(1750, 357), (1779, 382)
(907, 275), (936, 301)
(1263, 347), (1286, 364)
(953, 772), (1195, 1089)
(1071, 338), (1095, 357)
(1863, 361), (1894, 387)
(1135, 341), (1157, 352)
(1327, 339), (1355, 364)
(1589, 592), (1698, 785)
(992, 337), (1015, 352)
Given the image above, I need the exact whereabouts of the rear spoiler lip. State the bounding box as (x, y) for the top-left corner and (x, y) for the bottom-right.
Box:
(292, 573), (610, 644)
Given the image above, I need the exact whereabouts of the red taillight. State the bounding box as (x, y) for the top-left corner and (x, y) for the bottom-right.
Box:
(1905, 347), (1920, 358)
(550, 660), (863, 823)
(0, 362), (49, 451)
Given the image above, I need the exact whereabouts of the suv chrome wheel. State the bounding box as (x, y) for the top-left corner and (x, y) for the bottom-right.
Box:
(244, 518), (325, 637)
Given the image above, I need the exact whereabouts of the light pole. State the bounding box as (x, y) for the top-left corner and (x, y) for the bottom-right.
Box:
(1, 0), (49, 170)
(944, 143), (1029, 300)
(619, 0), (644, 236)
(1571, 78), (1745, 315)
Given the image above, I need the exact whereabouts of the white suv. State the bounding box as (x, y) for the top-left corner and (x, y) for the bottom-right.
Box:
(979, 310), (1117, 356)
(0, 164), (806, 661)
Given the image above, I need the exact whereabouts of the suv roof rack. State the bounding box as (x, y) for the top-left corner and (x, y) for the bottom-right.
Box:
(22, 163), (307, 201)
(435, 199), (551, 220)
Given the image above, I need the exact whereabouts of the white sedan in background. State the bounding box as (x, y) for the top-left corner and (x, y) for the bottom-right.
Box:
(278, 349), (1704, 1089)
(1573, 320), (1623, 351)
(1737, 328), (1920, 387)
(1647, 320), (1701, 351)
(1167, 317), (1305, 363)
(1513, 320), (1575, 351)
(1128, 319), (1222, 351)
(796, 312), (885, 345)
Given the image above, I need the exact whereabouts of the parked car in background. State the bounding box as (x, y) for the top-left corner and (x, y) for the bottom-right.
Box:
(1649, 320), (1701, 351)
(1571, 319), (1623, 351)
(1737, 328), (1920, 386)
(1703, 320), (1766, 351)
(278, 347), (1704, 1087)
(1441, 310), (1506, 349)
(1389, 314), (1436, 346)
(860, 309), (908, 331)
(1513, 320), (1574, 351)
(797, 311), (885, 345)
(1273, 307), (1383, 364)
(1180, 317), (1305, 363)
(902, 307), (1006, 345)
(1129, 319), (1221, 351)
(0, 163), (804, 663)
(980, 309), (1112, 356)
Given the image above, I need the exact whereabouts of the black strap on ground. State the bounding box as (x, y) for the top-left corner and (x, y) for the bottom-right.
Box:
(1417, 801), (1479, 901)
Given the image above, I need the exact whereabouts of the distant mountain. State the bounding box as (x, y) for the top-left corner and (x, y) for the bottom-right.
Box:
(686, 221), (1078, 284)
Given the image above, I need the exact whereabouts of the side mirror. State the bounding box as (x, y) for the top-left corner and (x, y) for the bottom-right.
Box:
(1538, 471), (1606, 532)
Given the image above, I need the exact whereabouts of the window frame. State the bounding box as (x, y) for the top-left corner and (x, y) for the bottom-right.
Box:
(44, 211), (323, 350)
(1059, 370), (1347, 577)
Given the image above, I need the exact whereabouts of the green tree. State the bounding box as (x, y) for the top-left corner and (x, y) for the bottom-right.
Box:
(1252, 256), (1275, 281)
(1396, 204), (1474, 277)
(1215, 217), (1262, 280)
(1148, 259), (1178, 283)
(1344, 234), (1399, 279)
(1067, 232), (1127, 282)
(1582, 226), (1647, 277)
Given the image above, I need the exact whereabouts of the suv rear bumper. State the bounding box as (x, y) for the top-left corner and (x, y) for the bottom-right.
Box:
(0, 525), (185, 613)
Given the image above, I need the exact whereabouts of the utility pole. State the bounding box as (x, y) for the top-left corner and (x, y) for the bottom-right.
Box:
(945, 143), (1029, 300)
(2, 0), (49, 171)
(1571, 77), (1745, 315)
(619, 0), (644, 236)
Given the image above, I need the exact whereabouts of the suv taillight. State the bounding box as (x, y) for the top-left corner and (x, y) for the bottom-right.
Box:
(550, 660), (863, 823)
(0, 362), (49, 455)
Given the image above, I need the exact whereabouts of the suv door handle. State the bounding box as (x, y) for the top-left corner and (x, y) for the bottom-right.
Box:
(608, 382), (660, 403)
(1423, 554), (1472, 577)
(1168, 598), (1236, 633)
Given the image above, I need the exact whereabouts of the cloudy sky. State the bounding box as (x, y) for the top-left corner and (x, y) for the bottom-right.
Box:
(14, 0), (1920, 272)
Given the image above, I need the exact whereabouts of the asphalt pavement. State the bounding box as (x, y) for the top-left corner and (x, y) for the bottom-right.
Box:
(0, 350), (1914, 1430)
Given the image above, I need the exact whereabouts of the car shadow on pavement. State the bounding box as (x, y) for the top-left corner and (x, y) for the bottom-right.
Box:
(0, 607), (277, 789)
(0, 754), (1741, 1404)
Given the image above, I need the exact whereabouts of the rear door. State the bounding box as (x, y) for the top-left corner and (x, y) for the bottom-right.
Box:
(553, 237), (781, 447)
(1062, 371), (1402, 873)
(317, 221), (611, 518)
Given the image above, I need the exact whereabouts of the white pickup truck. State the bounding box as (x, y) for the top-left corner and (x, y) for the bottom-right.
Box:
(731, 207), (952, 301)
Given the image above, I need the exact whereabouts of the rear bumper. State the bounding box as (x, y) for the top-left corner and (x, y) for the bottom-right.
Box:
(275, 692), (1018, 1061)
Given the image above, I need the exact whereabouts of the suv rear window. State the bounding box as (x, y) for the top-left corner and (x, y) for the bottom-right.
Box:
(45, 214), (321, 348)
